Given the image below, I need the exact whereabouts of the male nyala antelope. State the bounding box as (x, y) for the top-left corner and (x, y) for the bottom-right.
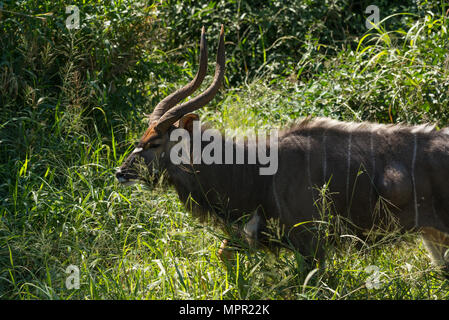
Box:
(116, 26), (449, 273)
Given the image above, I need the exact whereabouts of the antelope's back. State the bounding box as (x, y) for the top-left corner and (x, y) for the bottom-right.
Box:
(274, 118), (449, 233)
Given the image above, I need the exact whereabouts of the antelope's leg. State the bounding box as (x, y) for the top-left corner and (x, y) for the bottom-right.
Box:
(217, 239), (234, 262)
(243, 211), (261, 248)
(218, 239), (228, 256)
(421, 226), (449, 274)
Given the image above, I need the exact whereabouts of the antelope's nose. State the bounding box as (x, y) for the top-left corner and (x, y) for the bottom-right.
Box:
(115, 167), (128, 184)
(115, 167), (138, 186)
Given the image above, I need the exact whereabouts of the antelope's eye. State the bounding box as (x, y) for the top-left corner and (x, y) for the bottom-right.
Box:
(145, 143), (160, 149)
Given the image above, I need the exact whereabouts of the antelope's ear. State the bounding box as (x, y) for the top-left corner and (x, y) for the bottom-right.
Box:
(176, 113), (199, 132)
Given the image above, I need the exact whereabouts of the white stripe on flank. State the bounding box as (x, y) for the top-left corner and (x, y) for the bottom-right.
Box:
(272, 174), (282, 217)
(432, 196), (437, 217)
(346, 132), (352, 205)
(307, 134), (312, 189)
(411, 132), (419, 228)
(322, 132), (327, 184)
(369, 130), (375, 213)
(271, 135), (283, 218)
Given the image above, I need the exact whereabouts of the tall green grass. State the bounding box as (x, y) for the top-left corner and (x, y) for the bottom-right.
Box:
(1, 1), (449, 299)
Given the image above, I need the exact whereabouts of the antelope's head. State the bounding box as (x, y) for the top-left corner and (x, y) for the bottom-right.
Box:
(115, 26), (225, 186)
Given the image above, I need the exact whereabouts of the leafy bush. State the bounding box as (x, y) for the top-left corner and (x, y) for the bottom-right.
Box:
(156, 0), (436, 84)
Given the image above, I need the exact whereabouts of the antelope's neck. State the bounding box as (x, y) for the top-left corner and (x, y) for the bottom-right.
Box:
(166, 136), (272, 223)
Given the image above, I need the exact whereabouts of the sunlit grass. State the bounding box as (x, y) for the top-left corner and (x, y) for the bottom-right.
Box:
(1, 1), (449, 300)
(2, 80), (449, 299)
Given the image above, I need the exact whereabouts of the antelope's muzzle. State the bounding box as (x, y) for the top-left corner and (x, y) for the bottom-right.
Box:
(115, 154), (139, 186)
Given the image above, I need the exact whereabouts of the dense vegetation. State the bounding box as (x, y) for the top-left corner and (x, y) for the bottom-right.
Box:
(1, 0), (449, 299)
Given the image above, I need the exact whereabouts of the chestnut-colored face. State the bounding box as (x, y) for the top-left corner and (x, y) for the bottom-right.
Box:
(115, 114), (198, 186)
(115, 124), (170, 186)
